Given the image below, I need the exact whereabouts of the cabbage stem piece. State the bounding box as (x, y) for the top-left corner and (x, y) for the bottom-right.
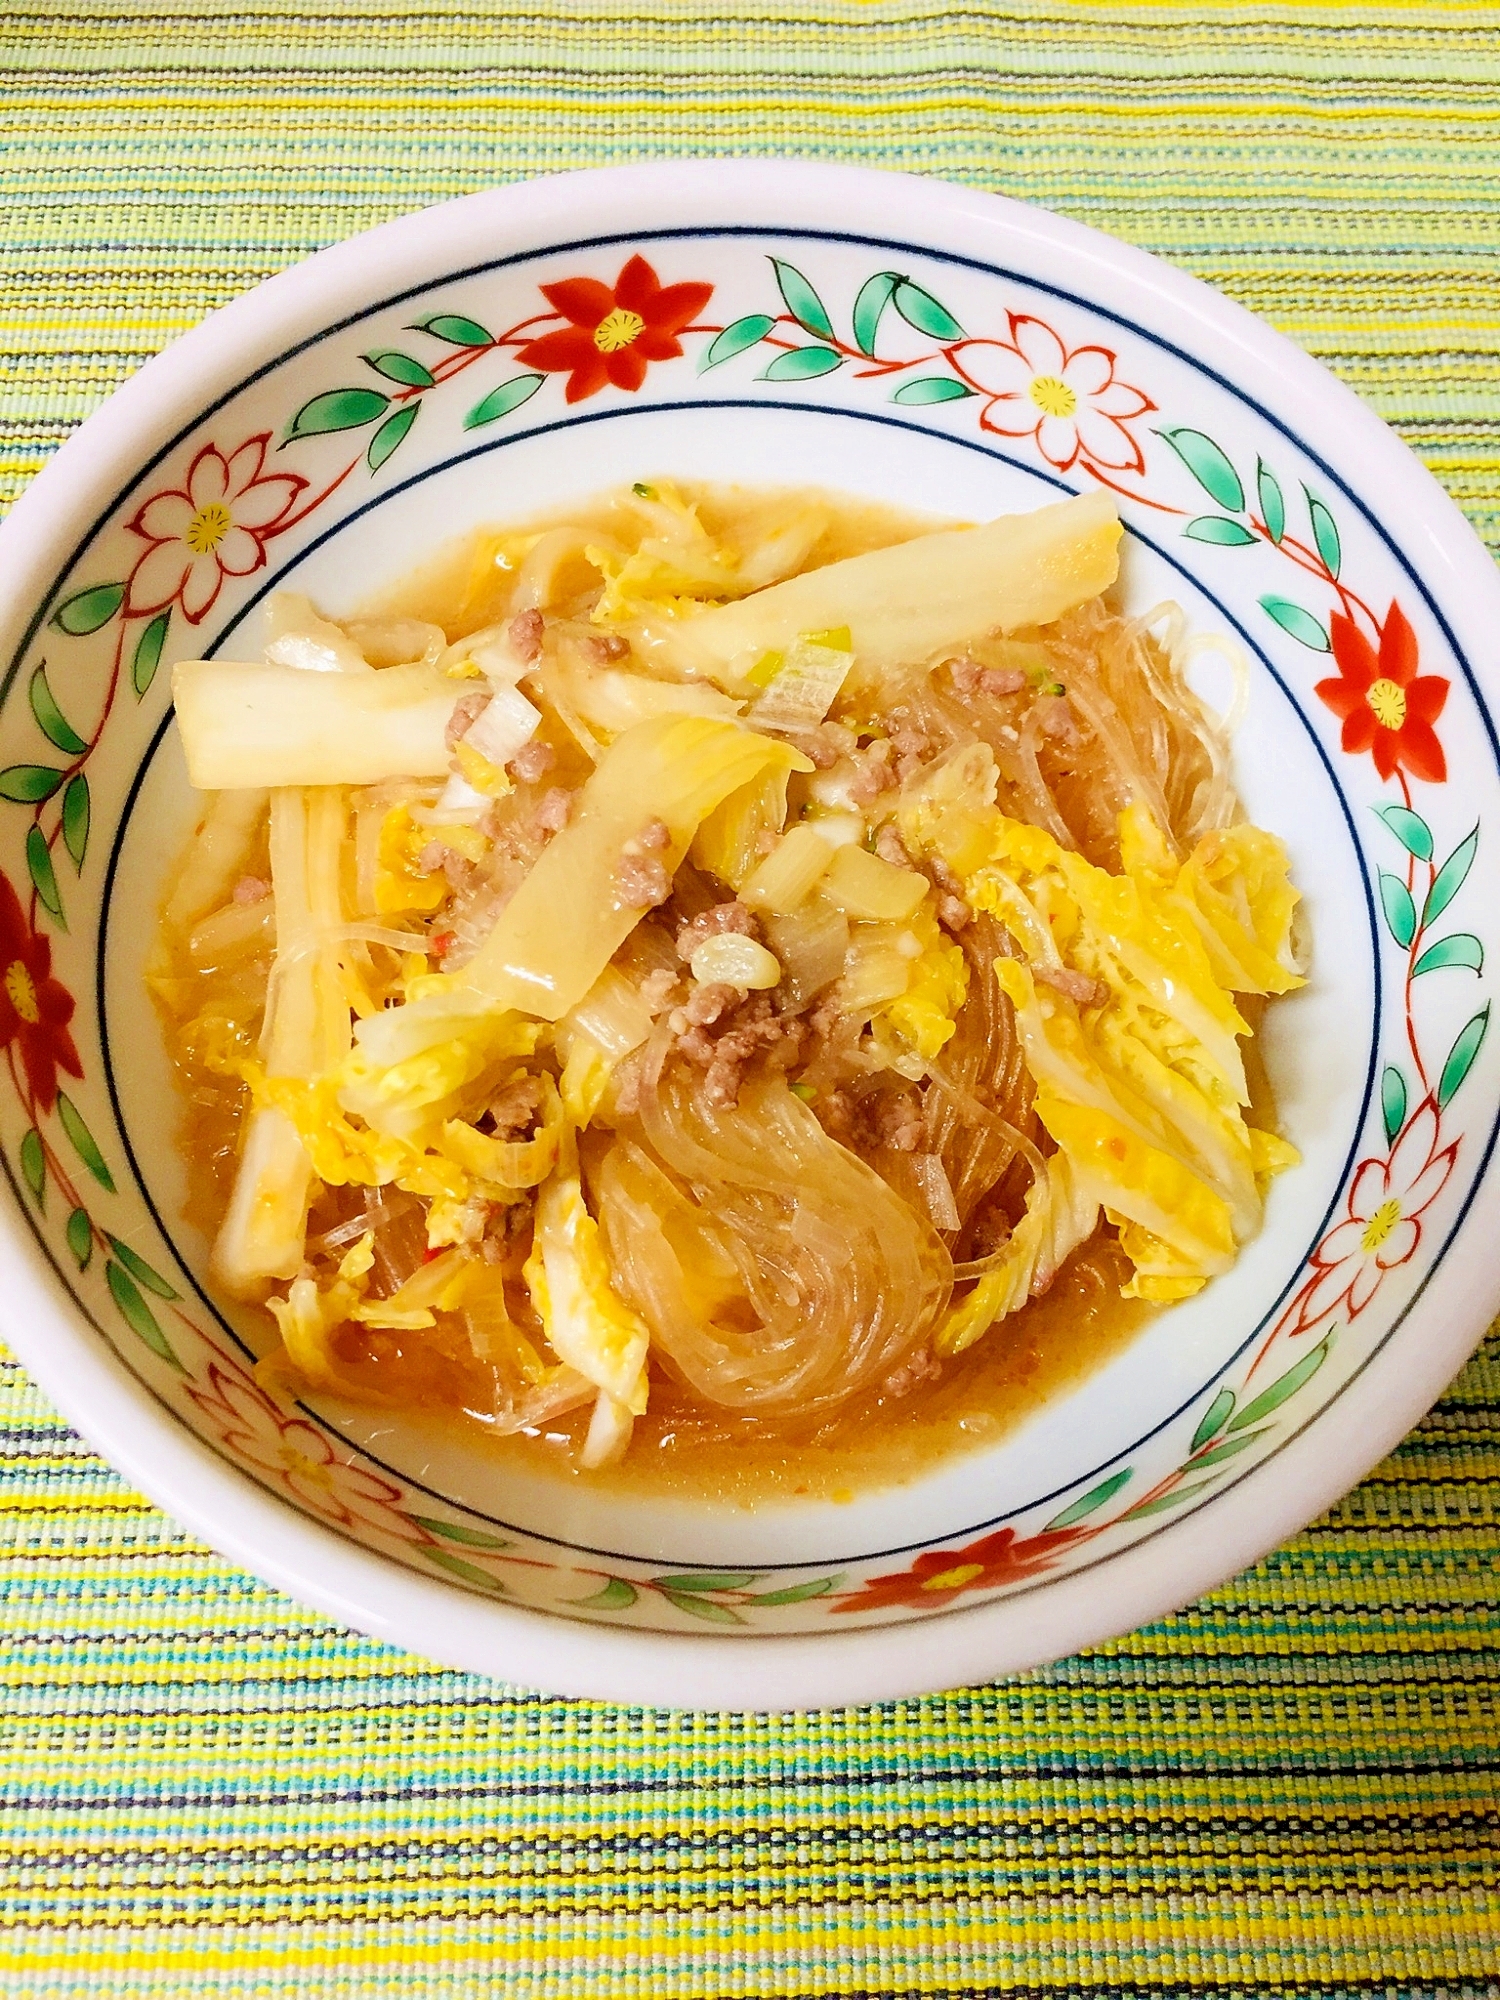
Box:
(461, 715), (810, 1020)
(162, 787), (270, 934)
(563, 665), (743, 736)
(667, 491), (1122, 690)
(212, 787), (351, 1295)
(173, 660), (457, 789)
(263, 592), (373, 674)
(740, 822), (837, 914)
(820, 844), (928, 922)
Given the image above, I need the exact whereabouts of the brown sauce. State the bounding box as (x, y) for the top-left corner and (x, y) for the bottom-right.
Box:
(481, 1238), (1151, 1504)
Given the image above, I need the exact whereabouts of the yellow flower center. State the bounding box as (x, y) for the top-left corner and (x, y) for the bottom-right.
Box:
(278, 1442), (331, 1489)
(1029, 375), (1078, 418)
(593, 309), (645, 354)
(1367, 678), (1407, 730)
(921, 1561), (986, 1592)
(4, 960), (39, 1025)
(184, 501), (232, 555)
(1361, 1198), (1403, 1254)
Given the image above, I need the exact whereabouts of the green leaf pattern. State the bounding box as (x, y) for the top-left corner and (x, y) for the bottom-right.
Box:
(760, 347), (843, 382)
(1378, 871), (1417, 950)
(61, 775), (90, 870)
(65, 1207), (92, 1270)
(26, 825), (63, 926)
(366, 402), (419, 473)
(464, 374), (545, 429)
(1380, 1066), (1407, 1147)
(769, 258), (835, 340)
(1256, 459), (1286, 544)
(29, 668), (87, 756)
(51, 583), (124, 636)
(1259, 596), (1331, 651)
(1156, 427), (1244, 510)
(852, 272), (899, 356)
(131, 613), (170, 697)
(699, 315), (776, 372)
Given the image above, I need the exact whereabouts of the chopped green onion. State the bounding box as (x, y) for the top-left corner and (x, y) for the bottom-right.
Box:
(790, 1081), (817, 1102)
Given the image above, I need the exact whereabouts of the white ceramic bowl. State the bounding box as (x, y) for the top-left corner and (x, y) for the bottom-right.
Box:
(2, 161), (1498, 1708)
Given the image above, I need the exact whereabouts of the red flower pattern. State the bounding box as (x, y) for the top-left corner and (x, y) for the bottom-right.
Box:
(185, 1347), (429, 1545)
(517, 255), (714, 404)
(833, 1524), (1085, 1614)
(0, 869), (82, 1113)
(1284, 1100), (1457, 1337)
(949, 314), (1155, 473)
(1315, 601), (1448, 784)
(125, 435), (306, 625)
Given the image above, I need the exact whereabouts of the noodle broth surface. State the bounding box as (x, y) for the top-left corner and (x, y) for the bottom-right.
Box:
(156, 479), (1303, 1505)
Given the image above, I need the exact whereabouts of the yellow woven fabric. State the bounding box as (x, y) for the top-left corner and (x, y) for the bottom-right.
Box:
(2, 3), (1498, 1993)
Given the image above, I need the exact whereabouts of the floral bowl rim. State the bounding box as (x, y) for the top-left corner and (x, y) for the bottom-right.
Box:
(1, 160), (1499, 1707)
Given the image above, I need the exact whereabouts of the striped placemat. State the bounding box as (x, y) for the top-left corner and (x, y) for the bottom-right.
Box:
(3, 3), (1498, 1991)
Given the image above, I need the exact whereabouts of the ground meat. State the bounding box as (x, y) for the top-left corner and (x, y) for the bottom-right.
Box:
(670, 988), (805, 1106)
(508, 608), (545, 663)
(675, 900), (758, 960)
(949, 657), (1027, 699)
(924, 860), (974, 929)
(779, 721), (857, 770)
(639, 967), (681, 1015)
(806, 988), (848, 1043)
(816, 1081), (927, 1152)
(532, 787), (574, 835)
(887, 710), (931, 784)
(868, 1087), (927, 1153)
(818, 1087), (861, 1148)
(873, 822), (912, 869)
(848, 741), (895, 806)
(883, 1344), (942, 1398)
(611, 1054), (644, 1119)
(232, 874), (271, 904)
(507, 739), (555, 784)
(668, 982), (738, 1034)
(445, 689), (490, 751)
(417, 841), (447, 875)
(634, 817), (670, 853)
(969, 1202), (1013, 1257)
(1034, 962), (1109, 1008)
(1036, 693), (1079, 744)
(783, 731), (839, 770)
(487, 1073), (546, 1139)
(583, 631), (630, 663)
(616, 852), (671, 910)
